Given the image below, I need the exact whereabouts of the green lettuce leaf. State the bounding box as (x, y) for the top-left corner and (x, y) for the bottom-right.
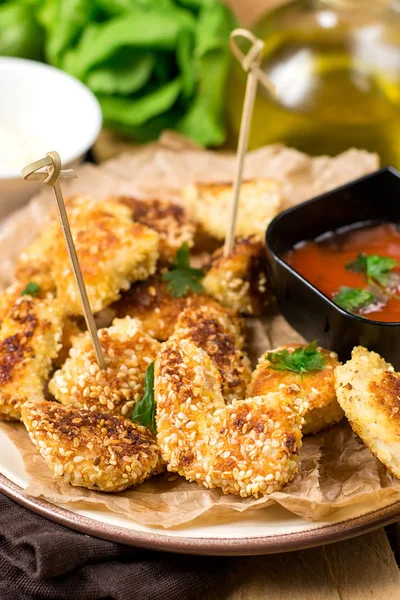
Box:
(99, 77), (182, 126)
(0, 1), (44, 59)
(87, 51), (154, 95)
(177, 2), (235, 145)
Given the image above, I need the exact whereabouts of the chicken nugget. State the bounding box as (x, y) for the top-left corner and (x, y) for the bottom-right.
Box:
(52, 196), (159, 315)
(183, 179), (282, 240)
(249, 344), (343, 435)
(49, 316), (160, 418)
(0, 296), (62, 421)
(335, 346), (400, 478)
(21, 400), (160, 492)
(155, 339), (306, 497)
(202, 235), (270, 315)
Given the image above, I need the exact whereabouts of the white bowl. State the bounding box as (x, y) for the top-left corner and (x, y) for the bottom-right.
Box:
(0, 57), (102, 218)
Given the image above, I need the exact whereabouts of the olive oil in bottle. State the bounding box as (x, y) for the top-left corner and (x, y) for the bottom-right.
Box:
(227, 0), (400, 166)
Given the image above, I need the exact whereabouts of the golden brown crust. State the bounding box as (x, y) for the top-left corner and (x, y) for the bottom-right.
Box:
(49, 317), (160, 418)
(118, 197), (196, 264)
(202, 235), (271, 315)
(172, 304), (251, 402)
(182, 178), (282, 240)
(21, 400), (161, 492)
(249, 344), (343, 435)
(369, 372), (400, 420)
(51, 196), (159, 315)
(0, 296), (62, 421)
(14, 223), (58, 294)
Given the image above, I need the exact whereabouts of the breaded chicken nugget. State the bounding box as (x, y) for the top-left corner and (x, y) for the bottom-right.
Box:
(111, 275), (223, 341)
(202, 236), (270, 315)
(21, 400), (160, 492)
(183, 179), (282, 240)
(52, 196), (159, 315)
(155, 339), (306, 497)
(335, 346), (400, 478)
(118, 197), (196, 264)
(49, 317), (160, 418)
(249, 344), (344, 435)
(0, 296), (62, 421)
(172, 304), (251, 402)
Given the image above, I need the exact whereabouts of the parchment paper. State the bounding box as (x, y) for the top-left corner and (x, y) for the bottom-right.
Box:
(2, 133), (399, 529)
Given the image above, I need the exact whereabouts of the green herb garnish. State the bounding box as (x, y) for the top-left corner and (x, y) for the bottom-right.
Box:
(162, 242), (203, 298)
(21, 282), (40, 297)
(131, 362), (156, 434)
(266, 341), (325, 376)
(333, 286), (375, 313)
(346, 253), (398, 287)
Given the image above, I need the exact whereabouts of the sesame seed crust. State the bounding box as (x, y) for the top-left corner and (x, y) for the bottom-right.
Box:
(0, 296), (62, 421)
(155, 338), (306, 497)
(172, 304), (251, 402)
(49, 317), (160, 418)
(21, 400), (161, 492)
(202, 235), (271, 315)
(117, 197), (196, 264)
(249, 344), (344, 435)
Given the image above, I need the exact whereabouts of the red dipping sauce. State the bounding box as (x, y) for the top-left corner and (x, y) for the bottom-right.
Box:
(285, 223), (400, 322)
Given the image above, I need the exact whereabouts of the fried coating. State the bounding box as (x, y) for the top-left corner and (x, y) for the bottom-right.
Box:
(249, 344), (344, 435)
(54, 317), (84, 368)
(155, 339), (306, 497)
(112, 275), (223, 341)
(183, 179), (282, 240)
(52, 195), (159, 315)
(49, 317), (160, 418)
(118, 197), (196, 264)
(13, 222), (57, 294)
(0, 296), (62, 421)
(202, 236), (270, 315)
(335, 346), (400, 478)
(21, 400), (160, 492)
(172, 304), (251, 402)
(0, 283), (23, 327)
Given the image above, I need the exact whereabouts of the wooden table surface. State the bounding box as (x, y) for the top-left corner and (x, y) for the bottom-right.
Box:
(94, 1), (400, 597)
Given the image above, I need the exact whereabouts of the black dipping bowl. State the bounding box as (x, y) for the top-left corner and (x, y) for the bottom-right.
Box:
(265, 166), (400, 368)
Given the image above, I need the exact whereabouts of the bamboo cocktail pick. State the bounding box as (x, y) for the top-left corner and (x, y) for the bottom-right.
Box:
(224, 29), (275, 257)
(22, 151), (106, 369)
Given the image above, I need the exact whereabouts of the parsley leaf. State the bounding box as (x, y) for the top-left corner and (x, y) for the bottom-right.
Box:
(162, 242), (203, 298)
(346, 253), (398, 287)
(131, 362), (156, 434)
(21, 282), (40, 297)
(266, 341), (325, 376)
(333, 286), (374, 313)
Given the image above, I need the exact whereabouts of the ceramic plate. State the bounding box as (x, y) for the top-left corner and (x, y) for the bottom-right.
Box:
(1, 427), (400, 556)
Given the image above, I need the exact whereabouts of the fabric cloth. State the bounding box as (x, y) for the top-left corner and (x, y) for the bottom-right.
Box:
(0, 494), (229, 600)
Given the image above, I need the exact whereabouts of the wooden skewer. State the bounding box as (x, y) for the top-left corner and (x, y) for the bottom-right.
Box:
(224, 29), (275, 258)
(22, 152), (106, 369)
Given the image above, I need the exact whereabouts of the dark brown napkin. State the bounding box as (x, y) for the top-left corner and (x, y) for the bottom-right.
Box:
(0, 494), (228, 600)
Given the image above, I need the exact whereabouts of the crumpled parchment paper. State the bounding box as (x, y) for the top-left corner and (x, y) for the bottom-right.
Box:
(2, 133), (398, 529)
